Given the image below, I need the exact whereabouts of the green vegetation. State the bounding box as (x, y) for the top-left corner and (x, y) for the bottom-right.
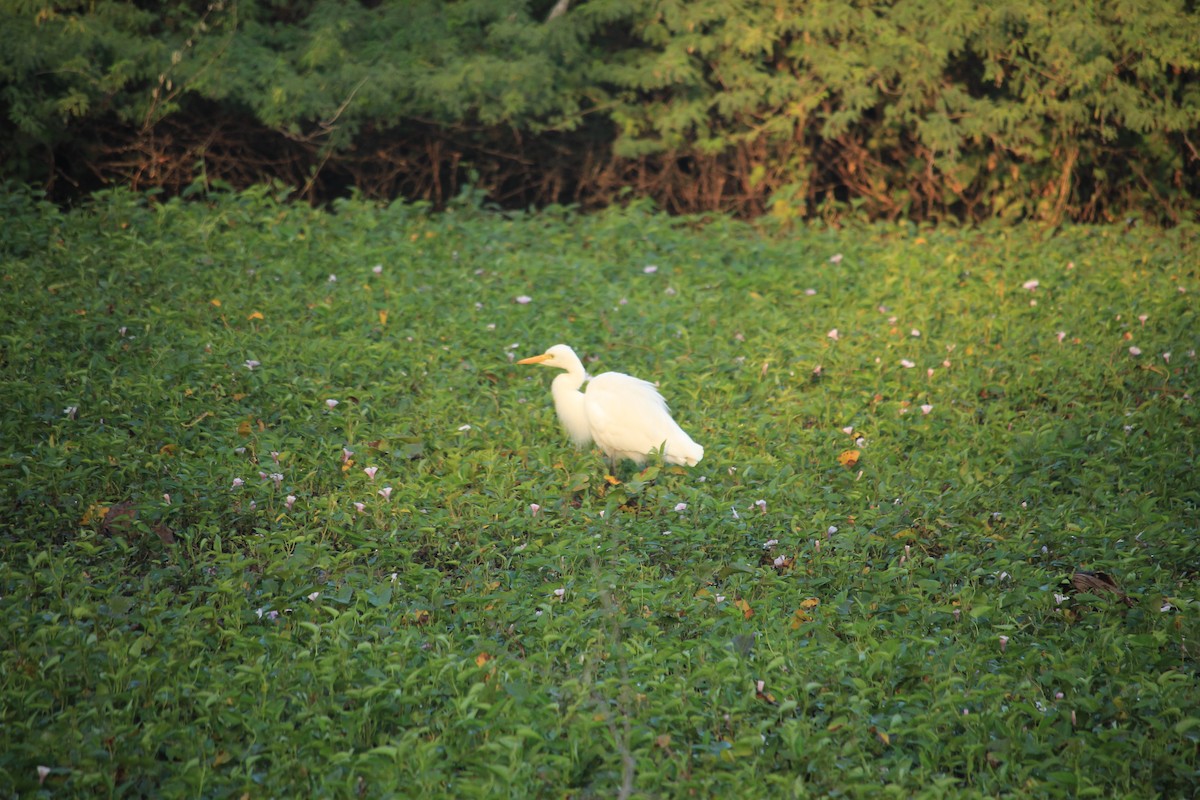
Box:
(0, 184), (1198, 796)
(2, 0), (1198, 221)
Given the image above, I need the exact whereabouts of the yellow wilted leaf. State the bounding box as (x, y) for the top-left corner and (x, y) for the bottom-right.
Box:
(379, 310), (388, 325)
(800, 597), (820, 610)
(605, 475), (621, 486)
(82, 503), (110, 525)
(210, 298), (222, 307)
(735, 598), (753, 620)
(838, 449), (861, 468)
(212, 750), (231, 767)
(790, 609), (811, 629)
(475, 652), (493, 668)
(159, 443), (177, 456)
(247, 311), (264, 320)
(237, 420), (251, 436)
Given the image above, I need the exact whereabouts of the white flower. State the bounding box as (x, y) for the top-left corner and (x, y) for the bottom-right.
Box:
(755, 499), (767, 513)
(643, 265), (658, 274)
(458, 424), (472, 431)
(829, 253), (843, 264)
(328, 274), (337, 283)
(285, 495), (297, 510)
(827, 526), (838, 535)
(515, 295), (532, 304)
(553, 587), (566, 599)
(674, 502), (688, 512)
(1128, 346), (1142, 356)
(911, 329), (921, 337)
(372, 264), (383, 275)
(63, 405), (78, 418)
(920, 404), (933, 415)
(307, 591), (320, 601)
(827, 328), (839, 341)
(1022, 279), (1039, 290)
(763, 539), (779, 549)
(244, 360), (260, 370)
(325, 399), (339, 409)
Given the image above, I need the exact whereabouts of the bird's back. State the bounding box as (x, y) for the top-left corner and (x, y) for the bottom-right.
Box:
(584, 372), (703, 466)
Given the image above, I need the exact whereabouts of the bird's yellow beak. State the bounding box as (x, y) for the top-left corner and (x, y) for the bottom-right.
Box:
(517, 353), (551, 365)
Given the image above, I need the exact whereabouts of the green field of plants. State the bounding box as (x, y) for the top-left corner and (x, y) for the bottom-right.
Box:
(1, 184), (1197, 797)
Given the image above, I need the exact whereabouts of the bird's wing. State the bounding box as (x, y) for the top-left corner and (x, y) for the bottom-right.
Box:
(584, 372), (695, 463)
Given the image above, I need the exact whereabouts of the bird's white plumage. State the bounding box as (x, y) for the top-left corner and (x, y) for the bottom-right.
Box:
(518, 344), (704, 467)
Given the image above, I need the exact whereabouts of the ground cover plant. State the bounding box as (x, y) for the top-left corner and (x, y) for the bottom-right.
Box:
(0, 183), (1198, 797)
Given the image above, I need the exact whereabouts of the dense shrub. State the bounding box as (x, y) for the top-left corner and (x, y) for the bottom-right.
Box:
(1, 0), (1198, 221)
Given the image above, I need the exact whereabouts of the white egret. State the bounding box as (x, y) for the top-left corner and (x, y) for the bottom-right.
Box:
(517, 344), (704, 467)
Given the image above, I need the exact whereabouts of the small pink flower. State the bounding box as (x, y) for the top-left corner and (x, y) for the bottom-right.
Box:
(1057, 331), (1067, 343)
(530, 503), (541, 517)
(354, 502), (366, 514)
(827, 329), (839, 341)
(827, 526), (838, 536)
(1055, 691), (1064, 700)
(378, 486), (392, 499)
(364, 466), (378, 480)
(1138, 314), (1148, 325)
(231, 477), (244, 489)
(1022, 279), (1039, 291)
(270, 472), (283, 488)
(244, 360), (260, 370)
(328, 274), (337, 283)
(920, 404), (933, 415)
(372, 264), (383, 275)
(927, 368), (935, 378)
(841, 426), (854, 435)
(674, 502), (688, 512)
(271, 451), (280, 464)
(804, 288), (817, 296)
(515, 295), (532, 304)
(943, 359), (952, 367)
(285, 495), (296, 510)
(643, 265), (658, 274)
(37, 766), (51, 786)
(325, 399), (339, 409)
(163, 493), (171, 504)
(1163, 352), (1171, 363)
(900, 359), (915, 369)
(1129, 346), (1142, 356)
(755, 499), (767, 513)
(911, 329), (921, 337)
(553, 587), (566, 600)
(998, 635), (1010, 652)
(953, 608), (961, 621)
(829, 253), (843, 264)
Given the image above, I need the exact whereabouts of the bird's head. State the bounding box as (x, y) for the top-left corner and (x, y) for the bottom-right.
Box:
(517, 344), (578, 370)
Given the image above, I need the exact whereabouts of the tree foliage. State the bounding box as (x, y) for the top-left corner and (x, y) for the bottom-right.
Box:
(1, 0), (1198, 221)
